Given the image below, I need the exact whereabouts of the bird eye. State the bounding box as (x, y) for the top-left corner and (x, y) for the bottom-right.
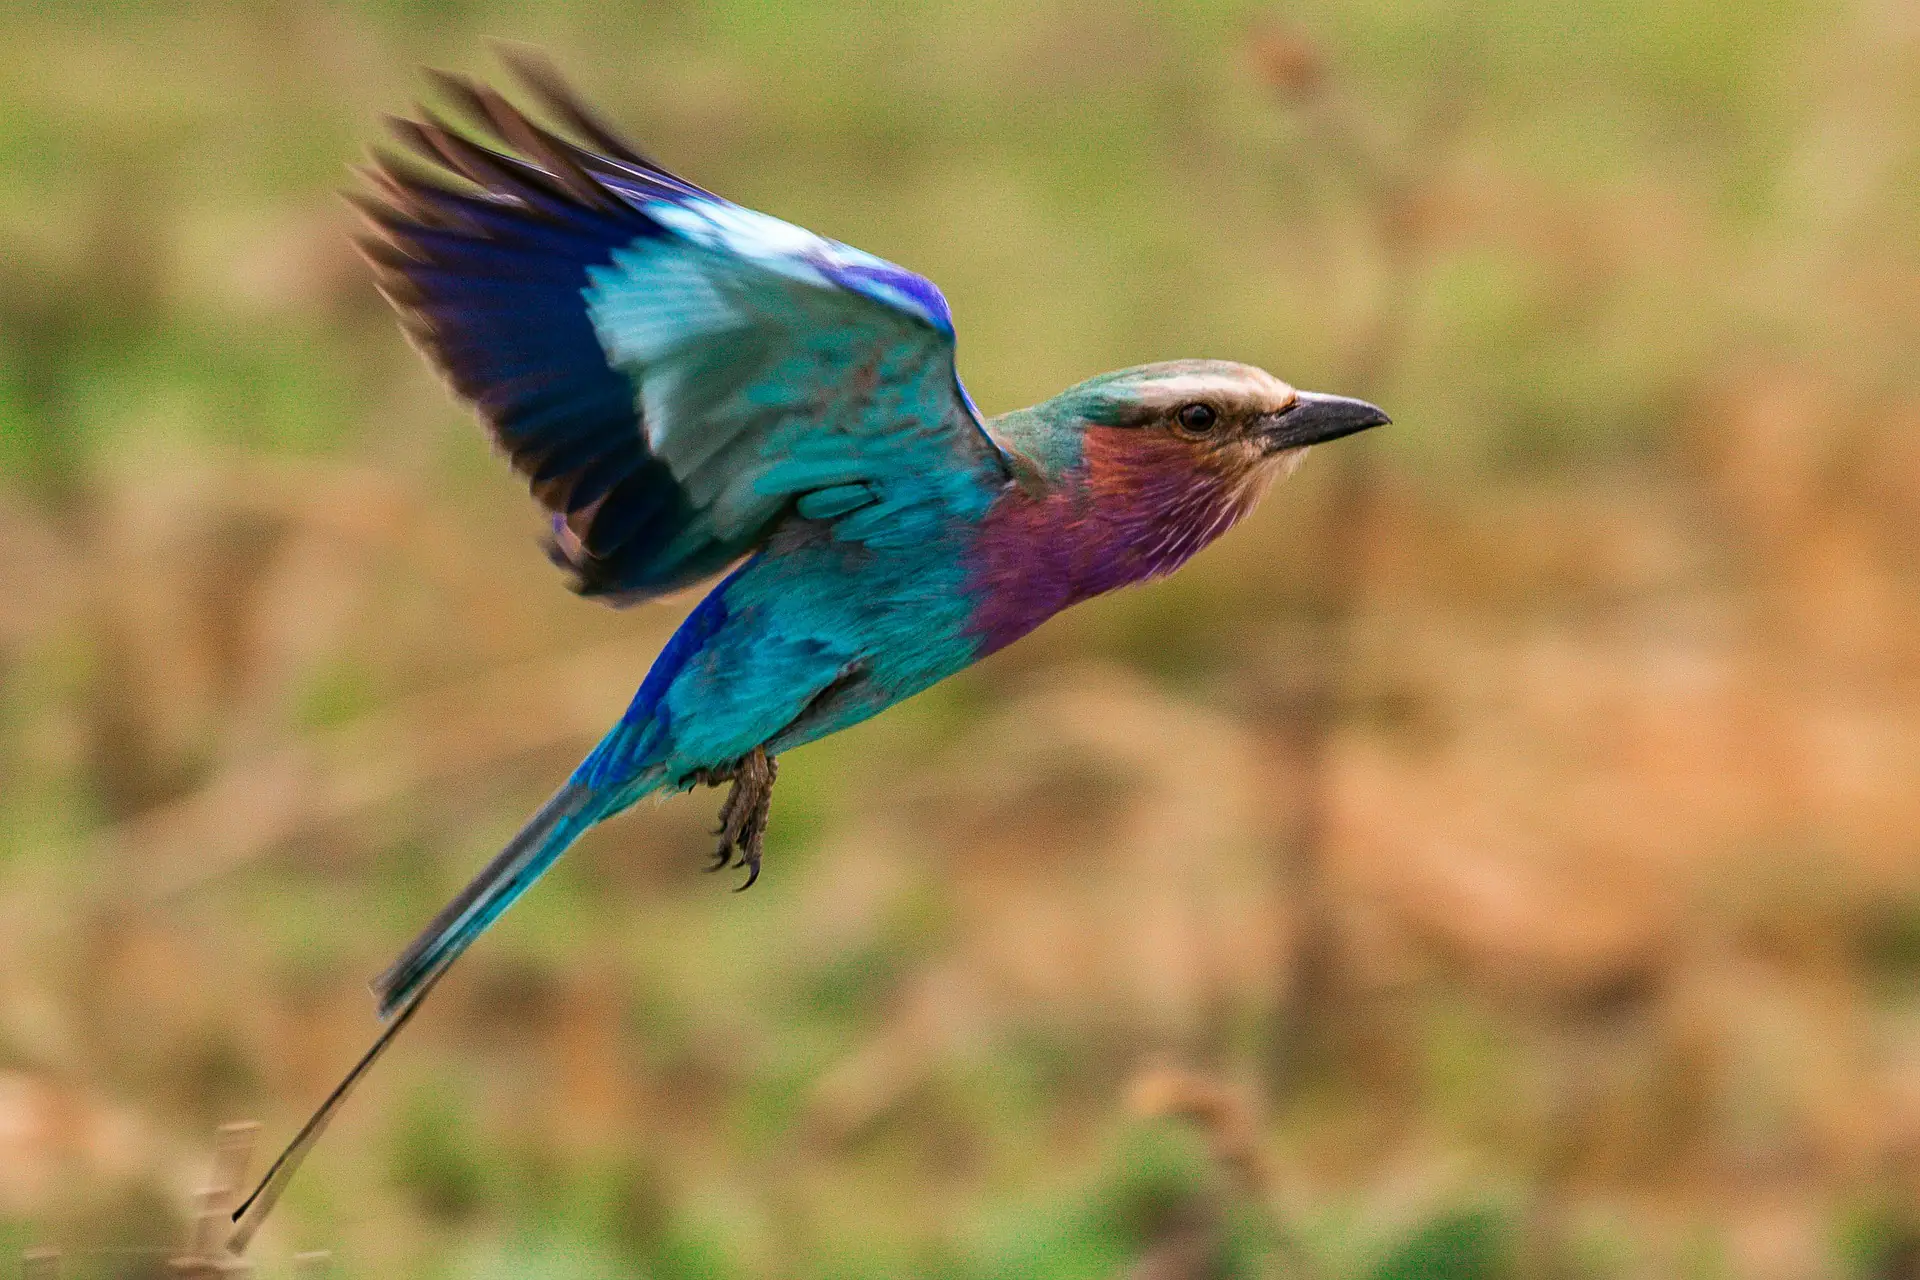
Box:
(1175, 402), (1219, 434)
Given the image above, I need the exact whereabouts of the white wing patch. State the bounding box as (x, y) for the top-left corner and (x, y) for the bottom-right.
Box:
(585, 245), (744, 377)
(642, 197), (954, 334)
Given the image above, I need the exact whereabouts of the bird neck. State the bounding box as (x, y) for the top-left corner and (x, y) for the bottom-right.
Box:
(964, 426), (1275, 655)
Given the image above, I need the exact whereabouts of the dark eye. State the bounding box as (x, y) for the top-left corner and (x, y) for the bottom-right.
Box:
(1175, 402), (1219, 434)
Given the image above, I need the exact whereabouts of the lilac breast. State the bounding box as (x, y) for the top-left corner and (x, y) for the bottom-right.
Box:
(960, 448), (1263, 656)
(962, 491), (1082, 656)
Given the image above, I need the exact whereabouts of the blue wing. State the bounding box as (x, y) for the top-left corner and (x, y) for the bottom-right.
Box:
(351, 57), (1009, 601)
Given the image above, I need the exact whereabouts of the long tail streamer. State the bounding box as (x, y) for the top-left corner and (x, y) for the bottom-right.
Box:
(228, 781), (598, 1254)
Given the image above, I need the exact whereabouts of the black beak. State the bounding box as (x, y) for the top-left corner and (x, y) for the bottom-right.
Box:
(1262, 390), (1391, 451)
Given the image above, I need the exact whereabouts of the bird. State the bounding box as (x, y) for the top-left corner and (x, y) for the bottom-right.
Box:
(228, 51), (1387, 1249)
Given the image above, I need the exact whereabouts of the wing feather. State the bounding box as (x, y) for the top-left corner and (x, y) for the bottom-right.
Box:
(354, 59), (1006, 600)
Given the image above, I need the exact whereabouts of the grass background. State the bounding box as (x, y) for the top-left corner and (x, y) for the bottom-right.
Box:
(3, 1), (1920, 1276)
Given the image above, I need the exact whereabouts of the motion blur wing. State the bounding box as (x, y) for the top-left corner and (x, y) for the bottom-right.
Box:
(352, 53), (1008, 602)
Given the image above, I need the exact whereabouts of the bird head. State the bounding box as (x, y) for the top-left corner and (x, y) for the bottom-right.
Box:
(982, 360), (1388, 597)
(1005, 358), (1388, 484)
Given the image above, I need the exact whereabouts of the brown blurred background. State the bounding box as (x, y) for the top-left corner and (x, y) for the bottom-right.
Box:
(3, 3), (1919, 1277)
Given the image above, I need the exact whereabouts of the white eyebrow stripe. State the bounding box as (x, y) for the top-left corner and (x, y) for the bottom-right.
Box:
(1127, 370), (1296, 411)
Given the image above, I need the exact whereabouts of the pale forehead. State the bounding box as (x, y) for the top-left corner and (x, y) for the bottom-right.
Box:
(1126, 365), (1296, 412)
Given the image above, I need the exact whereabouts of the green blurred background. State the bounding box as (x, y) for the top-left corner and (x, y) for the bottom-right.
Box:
(4, 2), (1919, 1276)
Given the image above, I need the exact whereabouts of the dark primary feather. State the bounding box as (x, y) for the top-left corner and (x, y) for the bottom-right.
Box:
(352, 85), (703, 597)
(495, 47), (681, 177)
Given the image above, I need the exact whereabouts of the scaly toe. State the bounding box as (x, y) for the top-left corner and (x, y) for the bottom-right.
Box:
(702, 748), (775, 890)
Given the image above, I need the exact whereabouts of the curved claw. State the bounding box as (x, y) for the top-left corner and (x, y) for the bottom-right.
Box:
(734, 857), (761, 892)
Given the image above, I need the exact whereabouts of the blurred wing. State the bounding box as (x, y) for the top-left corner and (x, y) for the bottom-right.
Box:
(352, 56), (1008, 601)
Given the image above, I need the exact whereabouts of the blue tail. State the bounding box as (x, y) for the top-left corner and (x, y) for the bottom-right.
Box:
(371, 781), (602, 1018)
(373, 569), (734, 1018)
(233, 553), (722, 1250)
(231, 778), (608, 1251)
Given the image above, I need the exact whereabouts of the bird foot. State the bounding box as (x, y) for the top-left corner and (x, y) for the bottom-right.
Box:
(695, 748), (777, 890)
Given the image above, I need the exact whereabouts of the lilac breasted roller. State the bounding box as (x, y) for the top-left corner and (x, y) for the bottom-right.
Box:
(231, 52), (1386, 1247)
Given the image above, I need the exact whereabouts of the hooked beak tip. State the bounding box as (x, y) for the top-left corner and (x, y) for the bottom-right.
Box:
(1264, 391), (1391, 450)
